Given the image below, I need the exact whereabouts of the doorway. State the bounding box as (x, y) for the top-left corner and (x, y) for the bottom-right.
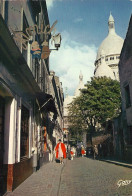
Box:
(0, 96), (7, 195)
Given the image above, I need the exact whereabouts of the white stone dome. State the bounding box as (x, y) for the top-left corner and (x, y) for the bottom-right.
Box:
(96, 14), (124, 61)
(95, 55), (115, 80)
(64, 95), (74, 108)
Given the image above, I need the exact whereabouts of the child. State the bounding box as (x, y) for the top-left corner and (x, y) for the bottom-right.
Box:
(70, 150), (74, 160)
(81, 147), (85, 157)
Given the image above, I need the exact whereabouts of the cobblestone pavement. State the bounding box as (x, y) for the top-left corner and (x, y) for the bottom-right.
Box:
(6, 160), (66, 196)
(59, 158), (132, 196)
(6, 158), (132, 196)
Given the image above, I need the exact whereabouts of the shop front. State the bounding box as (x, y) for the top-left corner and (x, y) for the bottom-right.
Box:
(0, 96), (6, 195)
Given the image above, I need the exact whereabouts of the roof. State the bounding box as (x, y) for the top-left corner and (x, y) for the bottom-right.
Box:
(94, 56), (115, 79)
(96, 14), (124, 61)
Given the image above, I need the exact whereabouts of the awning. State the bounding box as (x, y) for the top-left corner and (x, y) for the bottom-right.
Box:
(36, 92), (57, 114)
(0, 80), (14, 97)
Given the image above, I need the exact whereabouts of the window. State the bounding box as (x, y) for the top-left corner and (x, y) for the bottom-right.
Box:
(35, 59), (40, 83)
(110, 57), (114, 60)
(21, 105), (29, 158)
(124, 84), (131, 108)
(105, 58), (108, 61)
(116, 56), (120, 59)
(22, 12), (29, 61)
(109, 23), (114, 29)
(127, 126), (132, 145)
(4, 1), (8, 23)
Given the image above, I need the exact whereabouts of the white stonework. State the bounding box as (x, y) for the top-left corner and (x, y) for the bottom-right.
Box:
(94, 13), (124, 80)
(64, 95), (74, 117)
(4, 98), (17, 164)
(64, 72), (85, 116)
(74, 71), (85, 97)
(64, 72), (85, 129)
(95, 51), (115, 80)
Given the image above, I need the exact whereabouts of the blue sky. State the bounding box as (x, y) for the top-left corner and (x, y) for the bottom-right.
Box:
(46, 0), (132, 96)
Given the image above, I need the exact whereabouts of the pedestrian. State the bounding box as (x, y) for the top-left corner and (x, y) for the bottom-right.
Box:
(98, 143), (102, 158)
(81, 146), (85, 157)
(70, 150), (74, 160)
(55, 139), (66, 164)
(67, 144), (71, 160)
(93, 145), (98, 159)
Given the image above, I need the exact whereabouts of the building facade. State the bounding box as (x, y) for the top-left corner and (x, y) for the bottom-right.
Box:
(49, 70), (64, 159)
(116, 15), (132, 162)
(0, 0), (63, 194)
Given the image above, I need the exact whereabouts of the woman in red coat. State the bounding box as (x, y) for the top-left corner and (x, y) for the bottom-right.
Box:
(81, 146), (85, 157)
(55, 139), (66, 164)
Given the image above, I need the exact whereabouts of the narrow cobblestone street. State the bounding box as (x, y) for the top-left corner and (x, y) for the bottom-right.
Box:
(5, 157), (132, 196)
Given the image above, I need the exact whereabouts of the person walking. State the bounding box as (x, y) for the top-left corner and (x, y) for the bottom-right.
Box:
(55, 139), (66, 164)
(93, 145), (98, 159)
(81, 146), (85, 157)
(70, 150), (74, 160)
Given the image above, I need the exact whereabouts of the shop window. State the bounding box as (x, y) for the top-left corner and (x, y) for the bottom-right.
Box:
(127, 126), (132, 145)
(124, 85), (131, 108)
(21, 105), (29, 158)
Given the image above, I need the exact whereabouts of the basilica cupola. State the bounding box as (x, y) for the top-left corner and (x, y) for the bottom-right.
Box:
(94, 50), (115, 80)
(94, 13), (124, 81)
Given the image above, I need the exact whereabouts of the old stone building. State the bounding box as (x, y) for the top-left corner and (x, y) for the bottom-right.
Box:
(115, 15), (132, 162)
(49, 70), (64, 159)
(0, 0), (63, 194)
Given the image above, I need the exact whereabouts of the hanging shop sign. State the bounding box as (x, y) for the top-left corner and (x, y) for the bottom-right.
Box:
(13, 20), (58, 59)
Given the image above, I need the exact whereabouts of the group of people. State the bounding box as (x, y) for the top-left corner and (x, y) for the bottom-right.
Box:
(55, 140), (86, 164)
(55, 139), (111, 164)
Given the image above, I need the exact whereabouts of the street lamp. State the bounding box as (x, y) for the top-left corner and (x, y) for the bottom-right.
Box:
(51, 33), (61, 50)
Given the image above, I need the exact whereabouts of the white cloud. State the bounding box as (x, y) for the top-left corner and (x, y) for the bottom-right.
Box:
(46, 0), (62, 9)
(49, 31), (97, 96)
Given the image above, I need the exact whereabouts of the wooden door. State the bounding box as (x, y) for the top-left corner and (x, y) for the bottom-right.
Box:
(0, 96), (5, 194)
